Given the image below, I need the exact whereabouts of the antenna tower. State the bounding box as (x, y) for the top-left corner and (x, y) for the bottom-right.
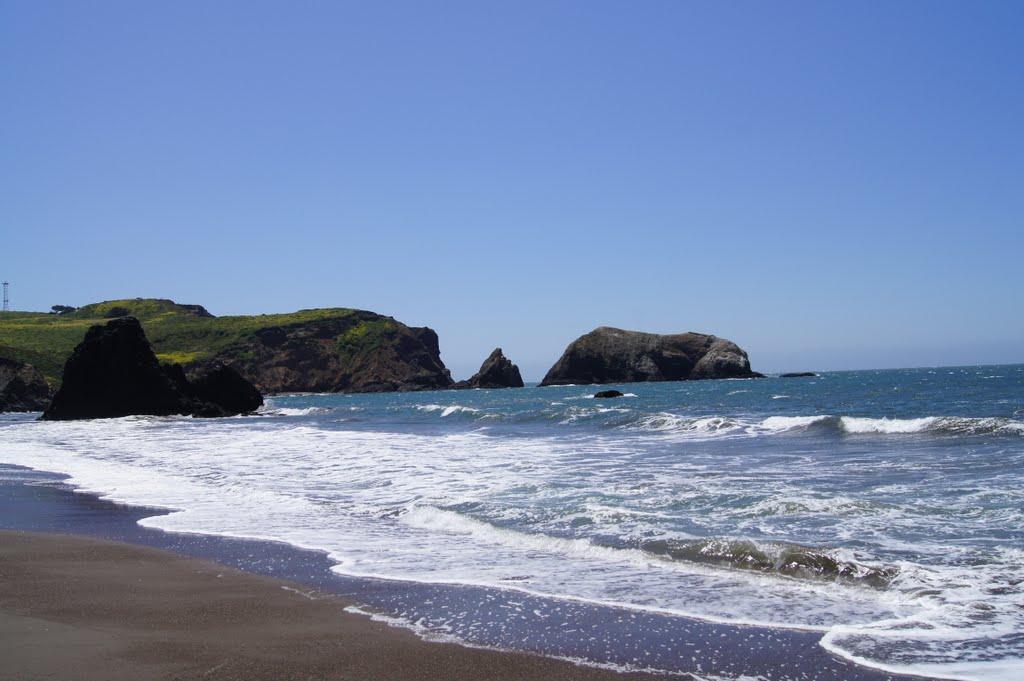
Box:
(2, 282), (8, 312)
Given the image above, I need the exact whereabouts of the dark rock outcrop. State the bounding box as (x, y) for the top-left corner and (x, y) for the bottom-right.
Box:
(189, 365), (264, 417)
(160, 361), (261, 417)
(452, 348), (524, 389)
(540, 327), (760, 386)
(594, 389), (625, 399)
(42, 318), (262, 421)
(779, 372), (817, 378)
(0, 358), (52, 412)
(43, 318), (188, 420)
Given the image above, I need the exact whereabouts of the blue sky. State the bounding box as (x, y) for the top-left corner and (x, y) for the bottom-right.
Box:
(2, 1), (1022, 380)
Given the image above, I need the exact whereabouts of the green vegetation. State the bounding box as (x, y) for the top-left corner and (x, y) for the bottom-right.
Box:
(336, 319), (393, 361)
(154, 351), (205, 365)
(0, 298), (385, 385)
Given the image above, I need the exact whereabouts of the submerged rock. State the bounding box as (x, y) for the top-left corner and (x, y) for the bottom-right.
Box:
(540, 327), (760, 386)
(593, 389), (625, 399)
(41, 318), (262, 421)
(0, 358), (52, 412)
(640, 538), (897, 589)
(452, 348), (524, 389)
(779, 372), (818, 378)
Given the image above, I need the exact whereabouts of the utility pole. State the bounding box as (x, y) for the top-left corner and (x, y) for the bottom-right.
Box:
(1, 282), (8, 312)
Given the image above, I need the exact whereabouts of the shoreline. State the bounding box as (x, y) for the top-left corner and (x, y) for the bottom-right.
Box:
(0, 463), (941, 680)
(1, 529), (666, 681)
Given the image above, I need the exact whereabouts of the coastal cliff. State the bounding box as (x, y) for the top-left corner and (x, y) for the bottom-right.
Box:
(540, 327), (759, 386)
(0, 299), (453, 395)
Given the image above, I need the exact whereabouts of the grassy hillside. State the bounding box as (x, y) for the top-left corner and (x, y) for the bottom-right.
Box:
(0, 298), (402, 386)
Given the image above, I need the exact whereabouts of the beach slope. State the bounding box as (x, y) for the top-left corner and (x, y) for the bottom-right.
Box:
(0, 531), (664, 681)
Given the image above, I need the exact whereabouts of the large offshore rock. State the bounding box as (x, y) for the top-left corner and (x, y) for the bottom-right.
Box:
(540, 327), (760, 386)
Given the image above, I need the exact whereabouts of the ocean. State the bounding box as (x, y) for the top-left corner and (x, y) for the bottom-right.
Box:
(2, 365), (1022, 681)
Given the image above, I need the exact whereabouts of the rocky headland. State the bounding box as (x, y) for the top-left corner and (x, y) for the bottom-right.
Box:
(0, 299), (454, 395)
(540, 327), (760, 386)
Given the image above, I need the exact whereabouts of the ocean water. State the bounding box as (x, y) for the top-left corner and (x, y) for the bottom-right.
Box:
(2, 365), (1022, 680)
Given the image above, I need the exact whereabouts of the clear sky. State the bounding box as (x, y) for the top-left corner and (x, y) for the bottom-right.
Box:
(2, 1), (1022, 380)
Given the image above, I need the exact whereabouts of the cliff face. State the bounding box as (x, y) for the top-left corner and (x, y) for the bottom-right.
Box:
(0, 358), (52, 412)
(540, 327), (759, 386)
(211, 313), (453, 394)
(452, 348), (524, 389)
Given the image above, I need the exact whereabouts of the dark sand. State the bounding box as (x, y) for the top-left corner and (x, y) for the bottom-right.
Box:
(0, 465), (939, 680)
(0, 530), (666, 681)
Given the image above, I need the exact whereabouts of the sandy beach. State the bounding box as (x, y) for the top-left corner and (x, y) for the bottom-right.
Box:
(0, 530), (666, 681)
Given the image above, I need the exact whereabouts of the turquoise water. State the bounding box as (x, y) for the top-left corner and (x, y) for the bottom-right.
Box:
(2, 365), (1022, 680)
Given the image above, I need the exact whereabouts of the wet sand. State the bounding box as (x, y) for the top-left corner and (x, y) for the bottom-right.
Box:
(0, 466), (940, 680)
(0, 530), (670, 681)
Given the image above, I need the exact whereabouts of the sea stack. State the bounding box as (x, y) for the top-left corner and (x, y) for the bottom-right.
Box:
(41, 317), (262, 420)
(452, 348), (524, 389)
(0, 358), (52, 412)
(540, 327), (760, 386)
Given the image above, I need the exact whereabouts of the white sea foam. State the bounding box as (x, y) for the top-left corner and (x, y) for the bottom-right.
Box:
(840, 416), (938, 434)
(262, 406), (333, 416)
(415, 404), (480, 417)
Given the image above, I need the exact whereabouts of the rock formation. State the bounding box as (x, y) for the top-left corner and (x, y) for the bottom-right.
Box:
(779, 372), (818, 378)
(213, 314), (454, 393)
(452, 348), (524, 389)
(41, 318), (262, 420)
(189, 365), (264, 417)
(540, 327), (760, 386)
(0, 358), (52, 412)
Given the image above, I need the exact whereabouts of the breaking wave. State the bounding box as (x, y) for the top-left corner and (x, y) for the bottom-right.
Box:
(404, 507), (897, 591)
(415, 404), (481, 417)
(627, 413), (1024, 438)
